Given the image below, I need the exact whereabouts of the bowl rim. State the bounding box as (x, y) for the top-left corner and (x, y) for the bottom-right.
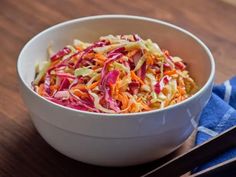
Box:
(17, 14), (215, 117)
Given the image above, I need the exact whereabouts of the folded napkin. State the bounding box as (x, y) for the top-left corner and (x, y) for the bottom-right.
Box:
(195, 77), (236, 171)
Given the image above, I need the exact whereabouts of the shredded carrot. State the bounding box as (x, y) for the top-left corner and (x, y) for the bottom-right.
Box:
(50, 85), (59, 91)
(73, 89), (88, 97)
(93, 59), (104, 65)
(178, 77), (185, 88)
(76, 46), (82, 51)
(117, 93), (129, 110)
(147, 68), (156, 75)
(137, 97), (142, 102)
(127, 49), (139, 58)
(95, 53), (107, 61)
(130, 70), (145, 85)
(84, 53), (94, 59)
(88, 81), (99, 90)
(51, 60), (60, 67)
(164, 50), (170, 56)
(139, 100), (151, 111)
(178, 86), (186, 95)
(73, 84), (87, 90)
(164, 99), (170, 107)
(176, 96), (183, 103)
(146, 53), (155, 65)
(164, 69), (176, 76)
(112, 79), (121, 96)
(162, 87), (169, 96)
(38, 84), (44, 96)
(129, 103), (137, 112)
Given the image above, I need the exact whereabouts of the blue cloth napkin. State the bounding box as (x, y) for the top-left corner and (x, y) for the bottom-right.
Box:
(195, 77), (236, 171)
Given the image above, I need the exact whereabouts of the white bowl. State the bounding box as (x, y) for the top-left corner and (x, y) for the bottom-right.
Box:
(17, 15), (215, 166)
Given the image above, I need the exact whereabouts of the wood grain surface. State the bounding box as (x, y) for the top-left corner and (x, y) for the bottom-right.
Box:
(0, 0), (235, 177)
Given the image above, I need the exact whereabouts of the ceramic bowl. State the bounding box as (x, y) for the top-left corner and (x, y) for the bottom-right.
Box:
(17, 15), (215, 166)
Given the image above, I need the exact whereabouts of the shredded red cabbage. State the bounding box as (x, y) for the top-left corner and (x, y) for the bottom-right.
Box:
(101, 70), (120, 112)
(44, 73), (51, 95)
(75, 41), (109, 68)
(58, 78), (70, 91)
(50, 47), (71, 61)
(175, 62), (186, 70)
(154, 75), (171, 94)
(140, 61), (147, 81)
(133, 34), (141, 41)
(128, 81), (140, 94)
(101, 53), (123, 81)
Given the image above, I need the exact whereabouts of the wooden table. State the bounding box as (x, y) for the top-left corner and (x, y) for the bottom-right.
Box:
(0, 0), (235, 176)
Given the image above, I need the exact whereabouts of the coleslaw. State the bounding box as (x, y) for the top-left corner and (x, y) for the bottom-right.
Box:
(32, 34), (198, 113)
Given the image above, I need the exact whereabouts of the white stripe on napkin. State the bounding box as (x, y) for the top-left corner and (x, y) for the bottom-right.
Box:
(224, 80), (232, 103)
(198, 126), (218, 137)
(215, 107), (235, 132)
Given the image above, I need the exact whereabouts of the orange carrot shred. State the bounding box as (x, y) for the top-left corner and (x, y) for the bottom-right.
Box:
(130, 71), (145, 85)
